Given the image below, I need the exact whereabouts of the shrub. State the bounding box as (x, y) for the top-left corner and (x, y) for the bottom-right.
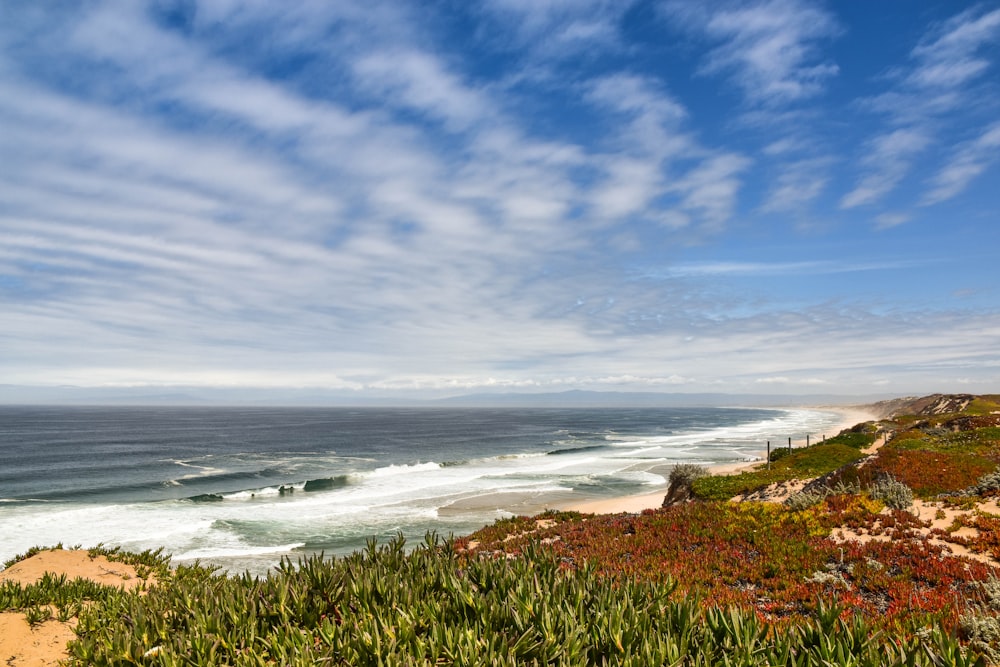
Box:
(668, 463), (709, 487)
(785, 489), (829, 511)
(663, 463), (710, 505)
(785, 481), (862, 512)
(869, 476), (913, 510)
(769, 447), (792, 463)
(961, 574), (1000, 663)
(964, 469), (1000, 497)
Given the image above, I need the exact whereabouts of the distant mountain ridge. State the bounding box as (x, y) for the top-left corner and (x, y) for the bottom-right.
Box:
(431, 390), (891, 408)
(0, 384), (904, 408)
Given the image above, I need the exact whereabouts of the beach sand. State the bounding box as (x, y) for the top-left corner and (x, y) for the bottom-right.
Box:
(561, 406), (880, 515)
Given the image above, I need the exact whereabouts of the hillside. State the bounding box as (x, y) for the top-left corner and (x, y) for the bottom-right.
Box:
(458, 394), (1000, 659)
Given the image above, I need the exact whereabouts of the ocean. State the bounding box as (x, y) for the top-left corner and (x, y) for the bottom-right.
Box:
(0, 405), (845, 575)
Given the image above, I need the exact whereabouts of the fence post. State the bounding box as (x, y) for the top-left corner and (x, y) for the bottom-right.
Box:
(767, 441), (770, 470)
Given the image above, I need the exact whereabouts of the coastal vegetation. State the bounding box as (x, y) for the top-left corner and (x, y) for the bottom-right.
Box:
(3, 394), (1000, 665)
(690, 426), (878, 501)
(0, 536), (985, 666)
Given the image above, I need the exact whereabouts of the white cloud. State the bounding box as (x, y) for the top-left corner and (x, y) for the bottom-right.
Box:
(846, 6), (1000, 207)
(352, 50), (491, 131)
(762, 136), (812, 156)
(761, 158), (829, 212)
(586, 74), (687, 124)
(480, 0), (635, 58)
(909, 7), (1000, 90)
(665, 259), (920, 277)
(922, 122), (1000, 205)
(5, 4), (703, 395)
(874, 212), (910, 230)
(583, 73), (747, 231)
(840, 129), (930, 208)
(754, 376), (826, 385)
(584, 74), (692, 161)
(589, 157), (665, 220)
(364, 373), (695, 392)
(862, 7), (1000, 123)
(663, 0), (841, 105)
(668, 154), (751, 230)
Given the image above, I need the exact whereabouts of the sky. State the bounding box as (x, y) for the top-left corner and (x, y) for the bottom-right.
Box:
(1, 0), (999, 402)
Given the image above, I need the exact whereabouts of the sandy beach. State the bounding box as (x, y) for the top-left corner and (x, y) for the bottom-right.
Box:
(561, 406), (879, 515)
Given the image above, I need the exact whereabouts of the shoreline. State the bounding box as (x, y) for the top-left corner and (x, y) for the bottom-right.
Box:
(559, 405), (879, 515)
(0, 404), (880, 572)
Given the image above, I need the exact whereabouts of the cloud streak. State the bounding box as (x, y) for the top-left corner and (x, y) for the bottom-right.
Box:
(662, 0), (841, 106)
(923, 122), (1000, 205)
(844, 5), (1000, 211)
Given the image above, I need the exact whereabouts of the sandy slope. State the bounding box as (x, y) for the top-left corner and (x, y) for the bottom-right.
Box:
(0, 550), (141, 667)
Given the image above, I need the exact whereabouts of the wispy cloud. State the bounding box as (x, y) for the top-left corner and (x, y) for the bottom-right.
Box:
(840, 129), (930, 209)
(586, 74), (687, 127)
(660, 1), (842, 232)
(662, 258), (921, 278)
(863, 6), (1000, 123)
(662, 0), (841, 106)
(754, 376), (827, 385)
(845, 5), (1000, 210)
(874, 212), (911, 230)
(760, 157), (829, 213)
(923, 121), (1000, 205)
(583, 73), (748, 230)
(908, 6), (1000, 92)
(669, 154), (751, 231)
(352, 50), (491, 132)
(479, 0), (636, 59)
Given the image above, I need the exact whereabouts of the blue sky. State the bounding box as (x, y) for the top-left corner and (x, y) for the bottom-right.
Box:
(1, 0), (998, 400)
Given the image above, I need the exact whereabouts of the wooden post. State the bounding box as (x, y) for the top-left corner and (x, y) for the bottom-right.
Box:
(767, 441), (770, 470)
(788, 437), (792, 452)
(806, 434), (810, 447)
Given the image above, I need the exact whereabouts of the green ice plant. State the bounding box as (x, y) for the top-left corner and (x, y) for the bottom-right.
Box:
(0, 570), (130, 618)
(23, 603), (53, 626)
(62, 534), (983, 666)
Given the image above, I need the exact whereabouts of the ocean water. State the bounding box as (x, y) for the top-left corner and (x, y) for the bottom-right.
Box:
(0, 406), (845, 575)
